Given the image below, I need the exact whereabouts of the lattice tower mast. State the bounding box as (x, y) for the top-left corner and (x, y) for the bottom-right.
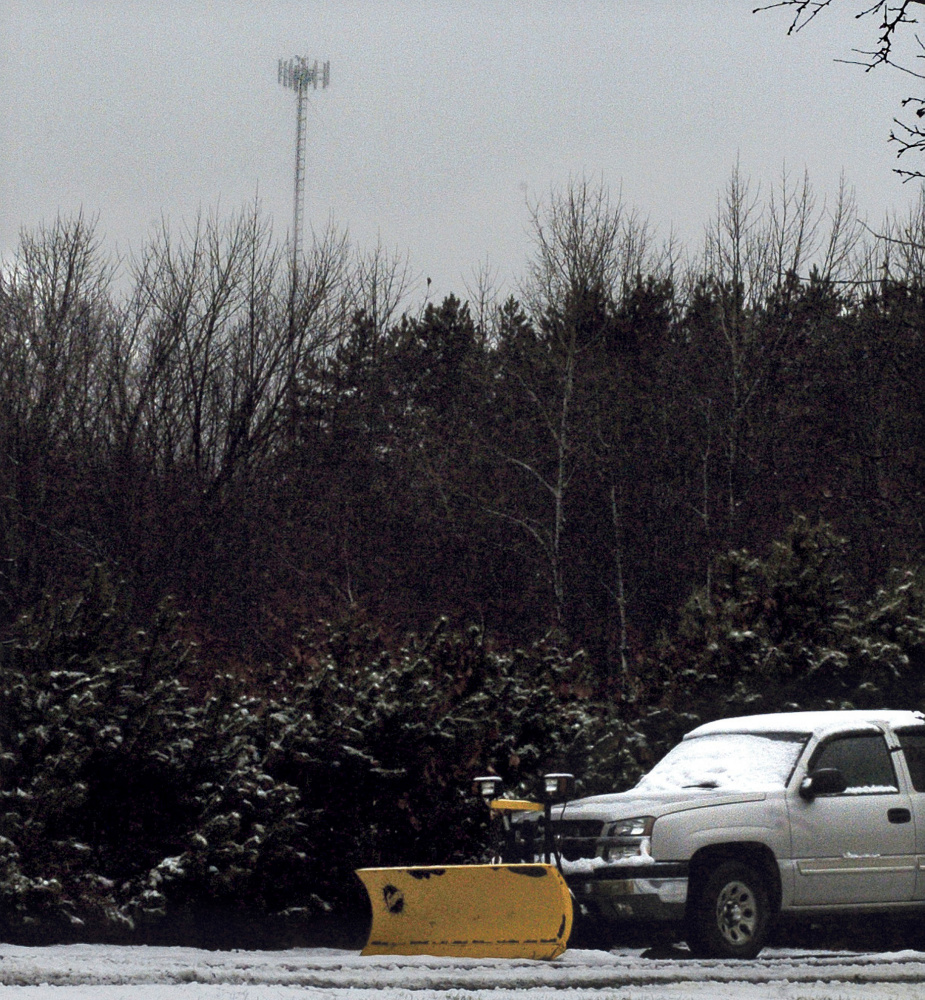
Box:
(277, 57), (330, 274)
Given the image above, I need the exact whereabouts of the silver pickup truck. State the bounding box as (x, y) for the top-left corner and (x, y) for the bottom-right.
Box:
(527, 709), (925, 957)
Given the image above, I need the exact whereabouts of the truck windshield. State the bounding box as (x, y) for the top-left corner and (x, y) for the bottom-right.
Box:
(636, 732), (807, 792)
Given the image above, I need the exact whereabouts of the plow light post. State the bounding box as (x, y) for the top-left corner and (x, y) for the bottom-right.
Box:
(472, 775), (504, 802)
(471, 773), (573, 865)
(541, 773), (574, 865)
(473, 776), (506, 862)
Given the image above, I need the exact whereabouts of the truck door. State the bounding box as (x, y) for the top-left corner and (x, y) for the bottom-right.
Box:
(789, 731), (916, 906)
(894, 727), (925, 899)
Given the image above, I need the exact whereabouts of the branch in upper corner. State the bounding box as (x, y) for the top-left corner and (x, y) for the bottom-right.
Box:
(752, 1), (835, 35)
(756, 1), (925, 179)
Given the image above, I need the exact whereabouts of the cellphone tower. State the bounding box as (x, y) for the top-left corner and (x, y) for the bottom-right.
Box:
(277, 56), (330, 275)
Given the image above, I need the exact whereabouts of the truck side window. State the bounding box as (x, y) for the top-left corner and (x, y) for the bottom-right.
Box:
(811, 733), (897, 793)
(896, 729), (925, 792)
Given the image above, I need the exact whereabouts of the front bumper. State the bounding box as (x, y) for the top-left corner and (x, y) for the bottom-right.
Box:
(566, 862), (689, 922)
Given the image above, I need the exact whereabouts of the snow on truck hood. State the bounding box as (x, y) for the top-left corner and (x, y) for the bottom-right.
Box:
(560, 786), (770, 823)
(561, 730), (806, 822)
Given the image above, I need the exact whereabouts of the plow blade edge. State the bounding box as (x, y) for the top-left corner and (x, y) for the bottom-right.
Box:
(356, 863), (572, 960)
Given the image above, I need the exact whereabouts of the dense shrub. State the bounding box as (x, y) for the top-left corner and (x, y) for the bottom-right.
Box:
(253, 618), (645, 911)
(657, 517), (925, 740)
(0, 572), (642, 942)
(0, 568), (204, 938)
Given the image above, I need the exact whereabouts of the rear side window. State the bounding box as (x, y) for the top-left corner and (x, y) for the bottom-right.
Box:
(810, 733), (897, 793)
(897, 729), (925, 792)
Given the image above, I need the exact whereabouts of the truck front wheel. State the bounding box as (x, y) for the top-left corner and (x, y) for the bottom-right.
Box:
(686, 860), (770, 959)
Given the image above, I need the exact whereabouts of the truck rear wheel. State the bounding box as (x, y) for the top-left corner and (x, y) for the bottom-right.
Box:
(686, 860), (770, 959)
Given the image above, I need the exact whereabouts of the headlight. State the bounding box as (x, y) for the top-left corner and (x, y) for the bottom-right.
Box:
(609, 816), (654, 838)
(604, 816), (655, 862)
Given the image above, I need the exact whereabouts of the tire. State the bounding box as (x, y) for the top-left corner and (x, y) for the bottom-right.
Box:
(685, 860), (771, 959)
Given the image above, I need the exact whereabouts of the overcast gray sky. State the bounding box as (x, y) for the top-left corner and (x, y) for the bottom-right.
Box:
(2, 1), (923, 303)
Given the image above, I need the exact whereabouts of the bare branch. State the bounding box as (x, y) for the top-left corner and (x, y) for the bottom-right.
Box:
(757, 1), (925, 183)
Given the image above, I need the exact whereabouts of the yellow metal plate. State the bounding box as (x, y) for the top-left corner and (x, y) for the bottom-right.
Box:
(489, 799), (544, 812)
(357, 863), (573, 960)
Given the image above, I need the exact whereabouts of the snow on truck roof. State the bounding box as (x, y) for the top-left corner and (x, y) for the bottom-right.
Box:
(687, 709), (925, 740)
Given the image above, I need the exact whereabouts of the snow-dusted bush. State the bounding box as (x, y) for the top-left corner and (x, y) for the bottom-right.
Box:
(0, 568), (201, 938)
(655, 517), (925, 745)
(0, 573), (642, 941)
(245, 617), (643, 911)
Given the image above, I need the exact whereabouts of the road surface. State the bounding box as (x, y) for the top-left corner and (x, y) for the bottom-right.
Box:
(1, 942), (925, 997)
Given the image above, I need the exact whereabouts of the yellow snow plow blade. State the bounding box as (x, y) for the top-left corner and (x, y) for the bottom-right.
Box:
(357, 863), (572, 960)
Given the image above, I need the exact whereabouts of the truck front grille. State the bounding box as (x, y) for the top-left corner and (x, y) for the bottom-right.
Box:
(553, 819), (605, 861)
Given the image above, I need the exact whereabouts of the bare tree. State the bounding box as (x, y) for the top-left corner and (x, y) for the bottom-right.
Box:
(694, 164), (871, 543)
(3, 212), (116, 460)
(488, 178), (663, 636)
(0, 213), (120, 606)
(123, 205), (349, 489)
(343, 238), (412, 337)
(522, 180), (631, 626)
(464, 259), (503, 348)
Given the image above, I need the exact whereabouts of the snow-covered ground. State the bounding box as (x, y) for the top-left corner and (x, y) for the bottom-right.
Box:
(1, 943), (925, 998)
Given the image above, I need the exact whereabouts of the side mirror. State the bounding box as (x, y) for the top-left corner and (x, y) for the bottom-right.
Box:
(799, 767), (847, 800)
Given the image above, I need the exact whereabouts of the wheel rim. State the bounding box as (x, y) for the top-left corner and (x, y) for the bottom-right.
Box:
(715, 879), (758, 948)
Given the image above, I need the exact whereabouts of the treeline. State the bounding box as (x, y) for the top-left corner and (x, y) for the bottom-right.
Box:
(4, 169), (925, 942)
(4, 173), (925, 672)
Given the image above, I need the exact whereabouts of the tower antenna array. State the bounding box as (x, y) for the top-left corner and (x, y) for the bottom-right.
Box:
(277, 56), (330, 275)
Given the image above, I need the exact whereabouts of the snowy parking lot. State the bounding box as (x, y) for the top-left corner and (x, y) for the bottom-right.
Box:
(2, 943), (925, 999)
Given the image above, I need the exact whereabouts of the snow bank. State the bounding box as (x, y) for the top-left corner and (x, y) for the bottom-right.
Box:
(0, 943), (923, 998)
(1, 983), (924, 1000)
